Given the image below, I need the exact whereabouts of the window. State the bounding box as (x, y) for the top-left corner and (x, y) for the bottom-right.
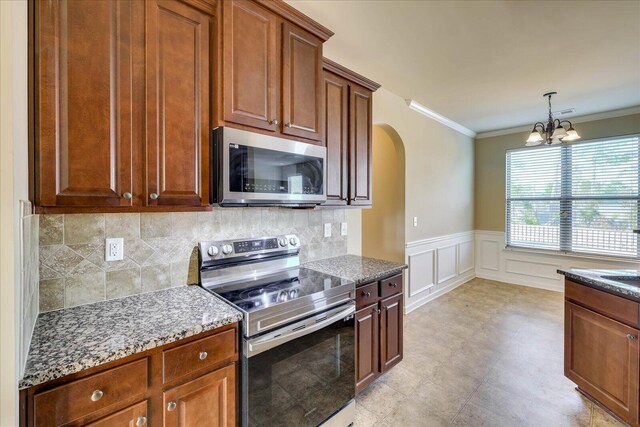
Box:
(506, 135), (640, 258)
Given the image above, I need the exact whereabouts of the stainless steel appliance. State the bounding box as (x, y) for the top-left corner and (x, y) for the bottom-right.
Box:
(211, 127), (327, 207)
(199, 235), (355, 427)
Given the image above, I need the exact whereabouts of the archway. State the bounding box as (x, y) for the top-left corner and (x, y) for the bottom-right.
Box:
(362, 124), (406, 263)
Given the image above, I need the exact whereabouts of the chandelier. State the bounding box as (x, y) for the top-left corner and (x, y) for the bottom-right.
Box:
(526, 92), (581, 146)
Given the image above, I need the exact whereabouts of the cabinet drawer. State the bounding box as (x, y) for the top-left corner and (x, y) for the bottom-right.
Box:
(86, 400), (147, 427)
(163, 328), (237, 384)
(380, 274), (402, 298)
(356, 282), (379, 309)
(34, 359), (148, 426)
(565, 280), (640, 328)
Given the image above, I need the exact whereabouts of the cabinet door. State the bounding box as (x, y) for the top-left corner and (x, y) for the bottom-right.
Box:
(86, 401), (147, 427)
(565, 302), (639, 425)
(163, 364), (236, 427)
(145, 0), (210, 207)
(348, 84), (373, 206)
(36, 0), (139, 207)
(380, 293), (403, 372)
(281, 22), (323, 142)
(356, 304), (379, 394)
(322, 71), (348, 205)
(222, 0), (278, 131)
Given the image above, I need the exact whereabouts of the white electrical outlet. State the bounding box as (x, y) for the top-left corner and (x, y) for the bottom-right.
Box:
(324, 223), (332, 238)
(105, 238), (124, 261)
(413, 217), (418, 227)
(341, 222), (348, 236)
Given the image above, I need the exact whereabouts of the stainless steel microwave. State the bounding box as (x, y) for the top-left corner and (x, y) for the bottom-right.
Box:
(211, 127), (327, 207)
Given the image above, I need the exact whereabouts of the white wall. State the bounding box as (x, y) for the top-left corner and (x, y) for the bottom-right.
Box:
(1, 0), (29, 424)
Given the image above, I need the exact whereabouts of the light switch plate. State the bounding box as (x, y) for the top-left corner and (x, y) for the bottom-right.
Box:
(324, 223), (332, 238)
(105, 237), (124, 261)
(341, 222), (348, 236)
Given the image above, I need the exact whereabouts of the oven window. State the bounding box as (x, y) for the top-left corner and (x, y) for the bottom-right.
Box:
(229, 144), (324, 195)
(245, 316), (355, 426)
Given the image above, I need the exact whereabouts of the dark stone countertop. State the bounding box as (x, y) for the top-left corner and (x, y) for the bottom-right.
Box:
(19, 286), (242, 389)
(304, 254), (407, 286)
(558, 268), (640, 302)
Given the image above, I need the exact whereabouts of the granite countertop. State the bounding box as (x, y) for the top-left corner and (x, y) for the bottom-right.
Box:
(20, 286), (242, 389)
(558, 268), (640, 302)
(304, 254), (407, 285)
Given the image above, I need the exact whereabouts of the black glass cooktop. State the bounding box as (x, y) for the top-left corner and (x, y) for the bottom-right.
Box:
(213, 268), (352, 313)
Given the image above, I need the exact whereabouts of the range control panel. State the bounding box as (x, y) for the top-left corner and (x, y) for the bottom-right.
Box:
(198, 234), (300, 262)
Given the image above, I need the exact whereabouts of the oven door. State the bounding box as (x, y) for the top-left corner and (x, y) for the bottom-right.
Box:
(242, 303), (355, 427)
(213, 126), (327, 206)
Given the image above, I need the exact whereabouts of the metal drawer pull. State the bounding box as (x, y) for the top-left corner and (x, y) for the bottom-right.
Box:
(362, 291), (371, 297)
(167, 401), (177, 411)
(149, 193), (158, 200)
(91, 390), (104, 402)
(199, 351), (208, 360)
(390, 283), (398, 288)
(285, 122), (292, 128)
(269, 119), (279, 125)
(123, 192), (132, 200)
(628, 334), (637, 340)
(136, 416), (147, 426)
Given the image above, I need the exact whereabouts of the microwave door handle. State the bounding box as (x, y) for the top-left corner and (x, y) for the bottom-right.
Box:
(246, 303), (355, 358)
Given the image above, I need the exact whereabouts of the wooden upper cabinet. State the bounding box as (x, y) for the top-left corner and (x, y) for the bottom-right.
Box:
(281, 23), (323, 142)
(565, 301), (640, 425)
(222, 0), (278, 132)
(349, 84), (373, 206)
(36, 0), (140, 208)
(163, 364), (236, 427)
(145, 0), (211, 207)
(322, 71), (349, 204)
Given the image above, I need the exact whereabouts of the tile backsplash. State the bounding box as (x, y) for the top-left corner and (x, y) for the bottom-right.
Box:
(39, 208), (348, 311)
(20, 201), (39, 376)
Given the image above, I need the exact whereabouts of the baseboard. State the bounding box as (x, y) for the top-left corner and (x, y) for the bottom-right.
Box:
(405, 272), (475, 313)
(474, 271), (564, 293)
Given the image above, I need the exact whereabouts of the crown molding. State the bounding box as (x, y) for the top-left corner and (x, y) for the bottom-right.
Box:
(475, 105), (640, 139)
(323, 58), (381, 92)
(405, 100), (477, 138)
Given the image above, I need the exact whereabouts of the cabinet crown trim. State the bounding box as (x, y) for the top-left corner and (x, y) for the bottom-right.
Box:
(323, 58), (381, 91)
(255, 0), (334, 41)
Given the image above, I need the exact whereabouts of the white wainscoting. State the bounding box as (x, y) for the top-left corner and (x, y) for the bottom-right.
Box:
(404, 231), (475, 313)
(475, 230), (640, 292)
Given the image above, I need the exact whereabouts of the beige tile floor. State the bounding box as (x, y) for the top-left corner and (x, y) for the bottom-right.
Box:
(355, 278), (626, 427)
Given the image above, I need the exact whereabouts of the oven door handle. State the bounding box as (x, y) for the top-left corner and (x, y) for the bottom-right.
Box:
(246, 302), (355, 358)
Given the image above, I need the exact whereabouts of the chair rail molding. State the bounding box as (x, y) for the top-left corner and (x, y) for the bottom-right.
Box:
(404, 231), (475, 313)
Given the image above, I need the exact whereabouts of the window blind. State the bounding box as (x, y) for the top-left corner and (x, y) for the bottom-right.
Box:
(506, 135), (640, 258)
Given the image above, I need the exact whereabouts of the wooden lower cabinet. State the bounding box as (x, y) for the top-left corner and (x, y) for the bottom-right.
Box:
(565, 300), (639, 425)
(20, 323), (238, 427)
(380, 293), (403, 373)
(163, 364), (235, 427)
(355, 272), (404, 394)
(355, 304), (379, 393)
(86, 401), (148, 427)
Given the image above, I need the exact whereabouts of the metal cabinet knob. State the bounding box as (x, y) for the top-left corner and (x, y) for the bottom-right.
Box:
(628, 334), (637, 340)
(91, 390), (104, 402)
(269, 119), (279, 125)
(167, 401), (177, 411)
(149, 193), (158, 200)
(199, 351), (208, 360)
(362, 291), (371, 297)
(123, 192), (133, 200)
(285, 122), (292, 128)
(390, 283), (398, 288)
(136, 416), (147, 426)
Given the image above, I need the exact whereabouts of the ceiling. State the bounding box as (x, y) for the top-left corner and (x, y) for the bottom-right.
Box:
(285, 0), (640, 133)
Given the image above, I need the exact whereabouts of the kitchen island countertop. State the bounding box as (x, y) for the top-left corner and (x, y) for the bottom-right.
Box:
(19, 285), (242, 389)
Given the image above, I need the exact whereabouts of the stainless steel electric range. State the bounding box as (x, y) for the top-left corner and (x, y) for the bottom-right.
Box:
(199, 234), (356, 427)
